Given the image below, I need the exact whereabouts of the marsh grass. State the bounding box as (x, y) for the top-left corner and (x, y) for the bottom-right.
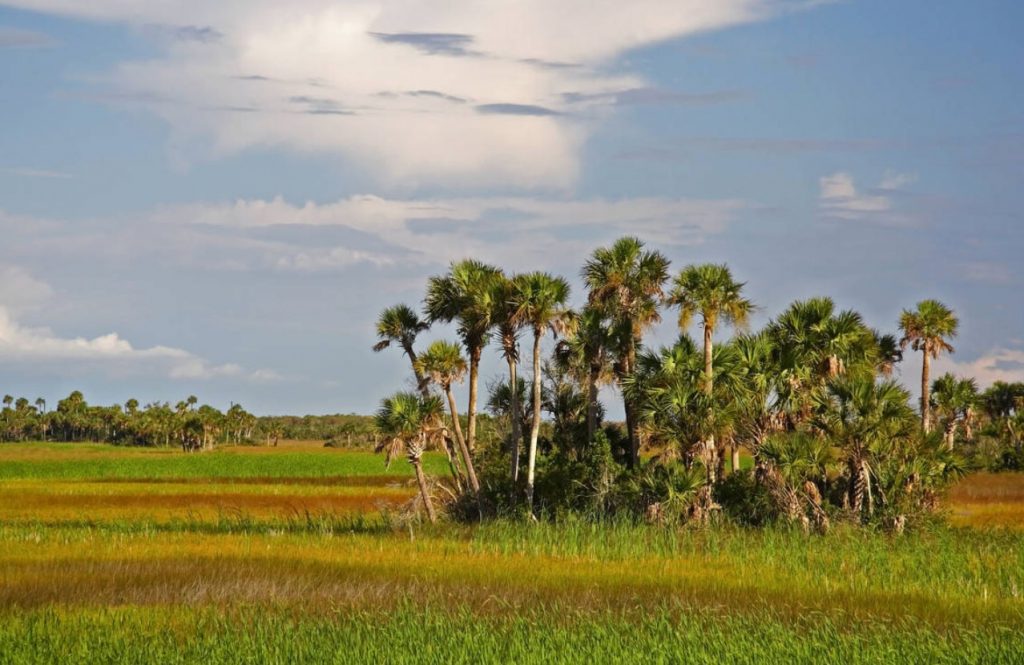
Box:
(0, 605), (1020, 665)
(0, 443), (449, 481)
(1, 445), (1022, 661)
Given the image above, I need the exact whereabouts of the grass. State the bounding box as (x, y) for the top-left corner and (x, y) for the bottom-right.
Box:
(0, 442), (1022, 662)
(948, 472), (1024, 529)
(0, 442), (449, 481)
(1, 605), (1021, 665)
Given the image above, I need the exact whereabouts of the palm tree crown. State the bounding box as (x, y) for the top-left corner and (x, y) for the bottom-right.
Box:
(373, 304), (429, 355)
(415, 340), (467, 392)
(668, 263), (754, 335)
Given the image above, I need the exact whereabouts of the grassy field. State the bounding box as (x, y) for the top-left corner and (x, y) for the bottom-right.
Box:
(1, 441), (1022, 663)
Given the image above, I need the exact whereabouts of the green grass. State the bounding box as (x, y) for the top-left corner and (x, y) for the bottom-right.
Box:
(1, 444), (1022, 662)
(0, 442), (449, 481)
(1, 605), (1020, 664)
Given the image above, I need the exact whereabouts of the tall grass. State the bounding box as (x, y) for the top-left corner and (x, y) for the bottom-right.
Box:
(1, 605), (1020, 664)
(0, 444), (449, 481)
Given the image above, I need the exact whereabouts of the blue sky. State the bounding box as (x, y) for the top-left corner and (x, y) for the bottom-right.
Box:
(1, 0), (1022, 415)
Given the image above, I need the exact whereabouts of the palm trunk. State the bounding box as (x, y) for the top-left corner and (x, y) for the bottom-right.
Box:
(508, 355), (522, 482)
(467, 346), (482, 453)
(446, 387), (480, 494)
(623, 339), (640, 468)
(412, 454), (437, 524)
(921, 349), (932, 433)
(403, 343), (431, 399)
(849, 455), (866, 519)
(944, 420), (957, 450)
(731, 444), (741, 475)
(525, 328), (543, 512)
(586, 363), (600, 445)
(703, 324), (713, 395)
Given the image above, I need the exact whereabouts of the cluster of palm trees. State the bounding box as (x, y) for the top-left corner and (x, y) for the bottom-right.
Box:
(373, 236), (1007, 530)
(0, 391), (257, 450)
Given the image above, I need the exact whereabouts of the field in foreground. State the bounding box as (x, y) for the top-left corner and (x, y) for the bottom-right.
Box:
(1, 442), (1022, 663)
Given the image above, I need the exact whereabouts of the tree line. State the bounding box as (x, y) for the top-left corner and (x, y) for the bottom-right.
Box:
(373, 236), (1024, 532)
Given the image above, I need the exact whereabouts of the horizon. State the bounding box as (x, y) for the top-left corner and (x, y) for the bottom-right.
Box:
(1, 1), (1022, 417)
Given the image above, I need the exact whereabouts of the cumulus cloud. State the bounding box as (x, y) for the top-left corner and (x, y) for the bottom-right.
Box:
(819, 170), (917, 225)
(0, 267), (277, 382)
(934, 348), (1024, 389)
(4, 0), (820, 187)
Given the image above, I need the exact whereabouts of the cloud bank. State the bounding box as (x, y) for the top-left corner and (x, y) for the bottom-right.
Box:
(4, 0), (817, 187)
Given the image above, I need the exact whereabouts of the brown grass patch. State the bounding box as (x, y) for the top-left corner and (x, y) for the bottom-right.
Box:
(947, 473), (1024, 529)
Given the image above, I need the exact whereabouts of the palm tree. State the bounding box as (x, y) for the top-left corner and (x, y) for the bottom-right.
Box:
(554, 306), (616, 447)
(930, 373), (978, 449)
(415, 340), (480, 495)
(812, 376), (916, 519)
(668, 264), (754, 392)
(899, 300), (959, 433)
(767, 298), (877, 425)
(425, 260), (503, 455)
(582, 237), (670, 467)
(668, 264), (754, 476)
(373, 304), (431, 398)
(375, 392), (445, 523)
(492, 274), (526, 480)
(511, 271), (573, 511)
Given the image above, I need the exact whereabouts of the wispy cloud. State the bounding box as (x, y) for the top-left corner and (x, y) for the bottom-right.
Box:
(3, 167), (73, 179)
(819, 170), (917, 225)
(0, 26), (57, 49)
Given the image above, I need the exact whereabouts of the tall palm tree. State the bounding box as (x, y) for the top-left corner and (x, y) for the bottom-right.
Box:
(415, 340), (480, 494)
(425, 260), (503, 455)
(899, 300), (959, 433)
(511, 271), (573, 511)
(668, 264), (753, 476)
(668, 263), (754, 394)
(373, 304), (432, 398)
(375, 392), (445, 523)
(554, 306), (616, 446)
(582, 237), (670, 467)
(930, 373), (978, 449)
(492, 274), (526, 480)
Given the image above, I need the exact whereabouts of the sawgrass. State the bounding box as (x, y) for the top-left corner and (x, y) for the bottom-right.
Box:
(0, 442), (449, 481)
(1, 605), (1020, 665)
(1, 444), (1023, 661)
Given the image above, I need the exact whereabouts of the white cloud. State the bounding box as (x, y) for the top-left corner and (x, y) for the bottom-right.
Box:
(0, 267), (278, 382)
(900, 346), (1024, 399)
(819, 170), (916, 225)
(6, 0), (819, 187)
(152, 194), (746, 269)
(933, 348), (1024, 389)
(0, 264), (55, 313)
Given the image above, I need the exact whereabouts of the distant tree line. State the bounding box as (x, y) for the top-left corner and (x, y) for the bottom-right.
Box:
(0, 392), (509, 452)
(372, 236), (1024, 532)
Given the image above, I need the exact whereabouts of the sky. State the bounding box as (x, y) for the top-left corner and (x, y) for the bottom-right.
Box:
(1, 0), (1022, 416)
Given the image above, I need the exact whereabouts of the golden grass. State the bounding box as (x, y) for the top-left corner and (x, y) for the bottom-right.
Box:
(0, 480), (415, 523)
(947, 473), (1024, 529)
(0, 525), (1020, 631)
